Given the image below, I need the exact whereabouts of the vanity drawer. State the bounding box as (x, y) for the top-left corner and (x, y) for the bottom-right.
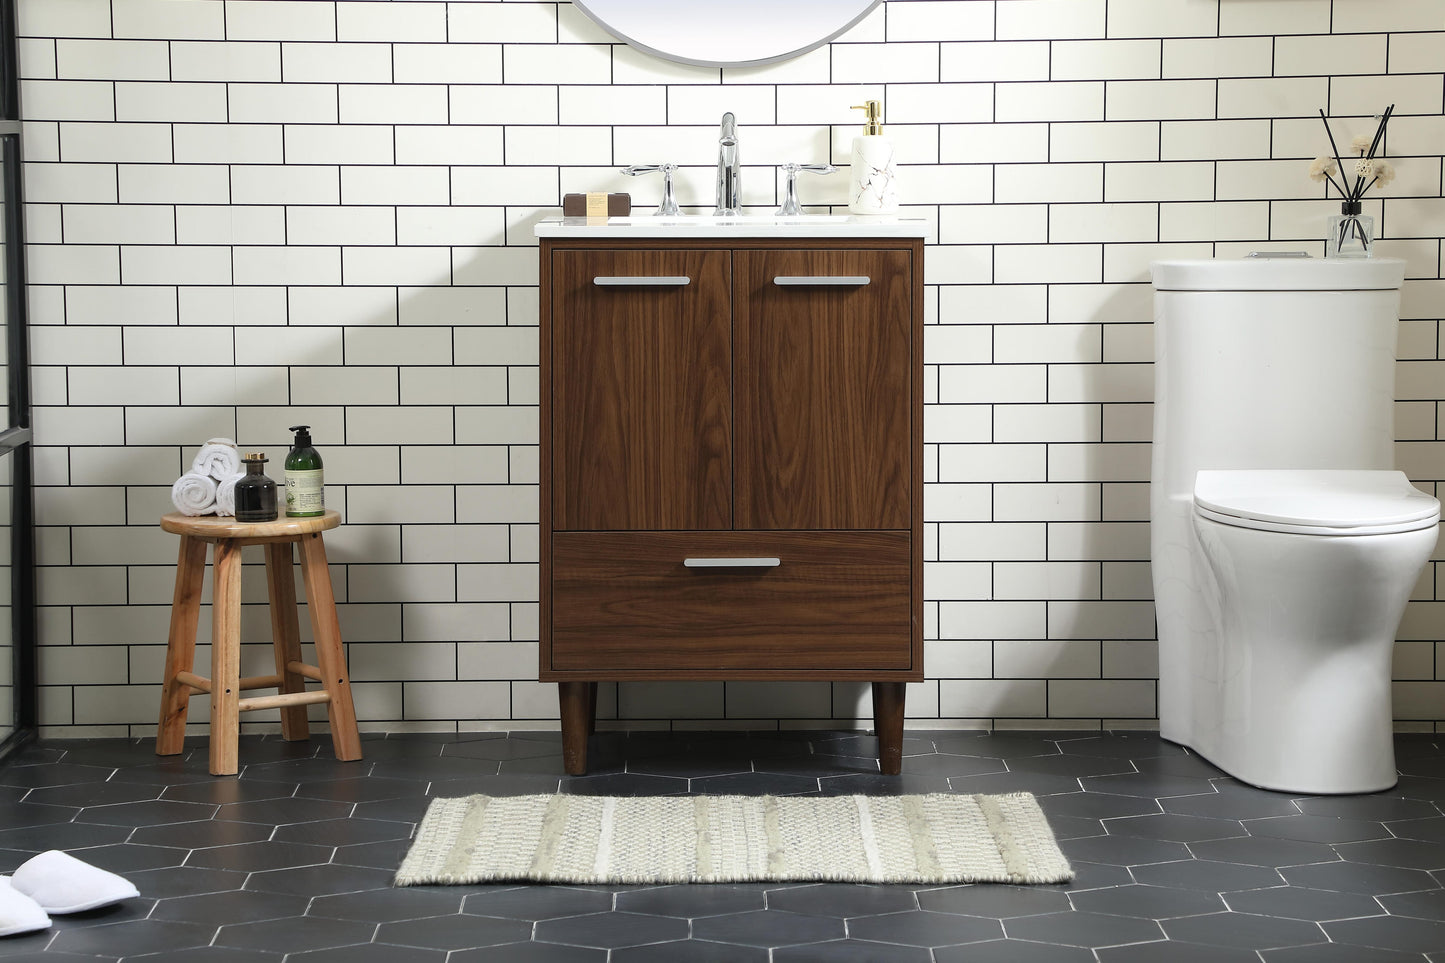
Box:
(549, 531), (912, 673)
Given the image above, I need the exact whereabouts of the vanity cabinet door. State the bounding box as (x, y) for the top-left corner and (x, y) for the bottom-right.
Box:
(733, 249), (912, 531)
(552, 249), (732, 531)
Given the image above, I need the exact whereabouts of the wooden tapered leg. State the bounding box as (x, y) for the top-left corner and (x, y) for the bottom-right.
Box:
(209, 539), (244, 776)
(265, 540), (310, 742)
(558, 682), (591, 775)
(298, 532), (362, 763)
(872, 681), (907, 776)
(157, 535), (208, 756)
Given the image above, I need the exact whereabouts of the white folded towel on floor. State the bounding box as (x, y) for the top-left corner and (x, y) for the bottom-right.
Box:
(191, 437), (241, 480)
(214, 471), (246, 517)
(9, 851), (139, 915)
(0, 877), (50, 937)
(171, 472), (217, 516)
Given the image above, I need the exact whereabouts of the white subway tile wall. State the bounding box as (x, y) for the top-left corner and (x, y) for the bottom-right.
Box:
(19, 0), (1445, 736)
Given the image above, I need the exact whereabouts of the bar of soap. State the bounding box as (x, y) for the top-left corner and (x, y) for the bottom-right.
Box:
(563, 192), (631, 217)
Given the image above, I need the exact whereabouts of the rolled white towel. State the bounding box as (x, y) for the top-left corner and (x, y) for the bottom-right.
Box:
(171, 472), (217, 516)
(214, 471), (246, 517)
(191, 437), (241, 480)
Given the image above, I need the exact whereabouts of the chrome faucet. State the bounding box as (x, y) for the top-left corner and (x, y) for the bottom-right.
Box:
(714, 112), (740, 216)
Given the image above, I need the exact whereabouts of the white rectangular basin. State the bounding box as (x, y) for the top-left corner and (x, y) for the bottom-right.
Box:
(534, 213), (928, 239)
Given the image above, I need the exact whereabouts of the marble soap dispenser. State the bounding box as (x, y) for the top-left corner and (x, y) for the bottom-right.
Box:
(848, 99), (898, 215)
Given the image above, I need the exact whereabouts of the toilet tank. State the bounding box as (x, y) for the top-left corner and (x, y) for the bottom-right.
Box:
(1151, 257), (1406, 505)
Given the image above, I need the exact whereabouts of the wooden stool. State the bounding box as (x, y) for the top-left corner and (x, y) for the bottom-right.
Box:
(156, 509), (362, 776)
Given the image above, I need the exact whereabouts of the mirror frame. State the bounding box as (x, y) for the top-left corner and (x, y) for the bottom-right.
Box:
(572, 0), (882, 67)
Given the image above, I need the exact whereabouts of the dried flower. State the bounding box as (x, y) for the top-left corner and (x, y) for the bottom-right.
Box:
(1309, 156), (1338, 182)
(1312, 104), (1394, 202)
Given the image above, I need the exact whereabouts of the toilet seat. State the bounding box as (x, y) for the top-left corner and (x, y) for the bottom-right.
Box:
(1194, 469), (1440, 536)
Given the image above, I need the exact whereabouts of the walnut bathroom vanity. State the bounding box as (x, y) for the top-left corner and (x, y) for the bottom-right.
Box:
(535, 216), (926, 775)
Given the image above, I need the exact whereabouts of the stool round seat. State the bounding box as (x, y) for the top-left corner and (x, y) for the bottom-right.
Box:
(156, 508), (360, 775)
(161, 509), (340, 539)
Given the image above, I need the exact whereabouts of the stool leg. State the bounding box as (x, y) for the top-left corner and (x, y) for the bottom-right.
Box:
(265, 541), (311, 742)
(298, 532), (362, 763)
(157, 535), (207, 756)
(209, 539), (244, 776)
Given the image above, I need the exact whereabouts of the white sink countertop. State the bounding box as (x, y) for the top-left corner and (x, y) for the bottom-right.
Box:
(535, 214), (930, 239)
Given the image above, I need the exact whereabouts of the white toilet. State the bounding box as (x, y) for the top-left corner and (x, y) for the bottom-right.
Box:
(1150, 257), (1439, 794)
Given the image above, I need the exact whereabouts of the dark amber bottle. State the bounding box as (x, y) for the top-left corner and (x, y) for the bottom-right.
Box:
(234, 452), (278, 522)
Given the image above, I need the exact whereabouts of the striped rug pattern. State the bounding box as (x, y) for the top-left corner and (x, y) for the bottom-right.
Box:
(394, 793), (1073, 886)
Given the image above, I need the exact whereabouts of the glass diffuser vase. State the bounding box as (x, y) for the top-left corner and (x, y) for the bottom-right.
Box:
(1327, 200), (1374, 259)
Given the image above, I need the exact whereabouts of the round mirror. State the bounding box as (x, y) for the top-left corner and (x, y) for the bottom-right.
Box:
(573, 0), (882, 68)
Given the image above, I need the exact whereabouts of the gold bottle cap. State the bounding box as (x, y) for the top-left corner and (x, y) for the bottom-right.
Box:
(244, 451), (267, 461)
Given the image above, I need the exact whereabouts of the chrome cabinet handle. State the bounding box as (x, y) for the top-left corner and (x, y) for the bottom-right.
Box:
(773, 276), (870, 286)
(683, 557), (781, 568)
(593, 276), (691, 286)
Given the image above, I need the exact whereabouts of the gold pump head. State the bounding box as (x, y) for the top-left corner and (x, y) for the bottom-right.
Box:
(851, 99), (884, 136)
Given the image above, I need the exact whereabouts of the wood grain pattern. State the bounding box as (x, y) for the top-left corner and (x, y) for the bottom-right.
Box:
(209, 538), (243, 776)
(552, 249), (732, 531)
(550, 531), (911, 672)
(157, 534), (207, 756)
(299, 532), (363, 763)
(264, 541), (310, 742)
(734, 249), (911, 530)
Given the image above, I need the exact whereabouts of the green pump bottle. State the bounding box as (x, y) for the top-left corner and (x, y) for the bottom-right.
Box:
(285, 424), (324, 517)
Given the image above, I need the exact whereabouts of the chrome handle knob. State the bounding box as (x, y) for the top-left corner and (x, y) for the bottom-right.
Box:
(622, 163), (680, 216)
(776, 163), (838, 216)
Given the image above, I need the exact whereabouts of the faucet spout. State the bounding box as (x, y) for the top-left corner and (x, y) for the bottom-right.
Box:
(714, 112), (740, 216)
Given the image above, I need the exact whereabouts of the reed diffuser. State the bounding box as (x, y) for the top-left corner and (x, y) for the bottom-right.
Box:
(1310, 104), (1396, 258)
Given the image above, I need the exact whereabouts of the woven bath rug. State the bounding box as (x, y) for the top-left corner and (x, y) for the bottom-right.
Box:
(394, 793), (1073, 886)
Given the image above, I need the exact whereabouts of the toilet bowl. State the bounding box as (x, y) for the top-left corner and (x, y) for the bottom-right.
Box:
(1190, 470), (1439, 794)
(1150, 256), (1438, 794)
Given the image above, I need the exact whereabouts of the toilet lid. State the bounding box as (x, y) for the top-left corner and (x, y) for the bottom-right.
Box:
(1194, 470), (1440, 536)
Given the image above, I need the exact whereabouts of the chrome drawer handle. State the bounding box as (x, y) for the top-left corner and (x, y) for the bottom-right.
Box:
(593, 276), (690, 286)
(683, 557), (781, 568)
(773, 276), (870, 286)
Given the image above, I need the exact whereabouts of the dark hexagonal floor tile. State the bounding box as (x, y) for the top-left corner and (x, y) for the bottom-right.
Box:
(556, 772), (689, 796)
(462, 885), (612, 920)
(1080, 772), (1217, 798)
(1099, 941), (1262, 962)
(1223, 885), (1384, 922)
(1160, 790), (1299, 820)
(768, 882), (916, 918)
(442, 738), (562, 761)
(75, 797), (218, 827)
(130, 818), (274, 850)
(610, 938), (769, 961)
(817, 772), (954, 795)
(376, 913), (534, 950)
(1261, 942), (1427, 962)
(937, 939), (1096, 962)
(23, 780), (162, 807)
(63, 842), (187, 875)
(1377, 887), (1445, 920)
(47, 919), (217, 957)
(1161, 911), (1325, 950)
(128, 864), (248, 899)
(1322, 913), (1445, 955)
(160, 778), (299, 805)
(1004, 911), (1163, 948)
(311, 885), (463, 921)
(215, 795), (354, 825)
(333, 837), (413, 871)
(535, 911), (691, 949)
(451, 942), (607, 963)
(1103, 812), (1244, 842)
(774, 940), (933, 962)
(1384, 816), (1445, 842)
(1059, 833), (1191, 867)
(949, 771), (1085, 797)
(0, 762), (115, 788)
(272, 816), (413, 847)
(1293, 795), (1439, 821)
(1006, 754), (1137, 779)
(1242, 813), (1391, 844)
(152, 889), (310, 925)
(1131, 859), (1285, 893)
(690, 908), (846, 948)
(115, 949), (281, 963)
(625, 755), (754, 778)
(844, 909), (1002, 947)
(916, 883), (1068, 918)
(615, 883), (767, 917)
(1188, 836), (1338, 868)
(293, 776), (429, 804)
(1060, 733), (1181, 758)
(1069, 884), (1224, 919)
(244, 861), (395, 896)
(1279, 859), (1437, 895)
(0, 820), (131, 851)
(214, 914), (377, 952)
(1040, 792), (1158, 820)
(185, 839), (335, 872)
(688, 772), (820, 795)
(287, 944), (446, 963)
(899, 753), (1009, 777)
(1336, 837), (1445, 871)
